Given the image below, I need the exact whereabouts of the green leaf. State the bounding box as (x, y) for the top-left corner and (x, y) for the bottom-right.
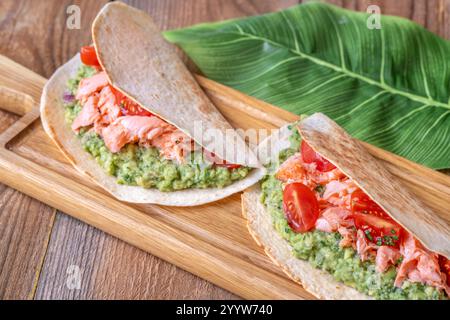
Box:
(164, 2), (450, 169)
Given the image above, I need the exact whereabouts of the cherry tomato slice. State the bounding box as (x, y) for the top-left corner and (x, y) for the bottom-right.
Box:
(216, 163), (242, 169)
(352, 212), (402, 247)
(283, 183), (319, 233)
(438, 256), (450, 286)
(203, 150), (241, 169)
(301, 140), (336, 172)
(351, 189), (388, 218)
(80, 46), (100, 67)
(122, 102), (153, 117)
(110, 86), (153, 117)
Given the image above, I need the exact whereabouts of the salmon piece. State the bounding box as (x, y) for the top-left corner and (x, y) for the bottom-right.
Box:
(72, 85), (122, 134)
(338, 226), (356, 248)
(71, 95), (100, 132)
(101, 116), (171, 153)
(315, 207), (352, 233)
(303, 164), (346, 185)
(322, 179), (358, 209)
(276, 152), (346, 188)
(76, 71), (109, 102)
(356, 229), (377, 261)
(376, 246), (401, 273)
(118, 116), (172, 140)
(101, 116), (195, 162)
(97, 86), (122, 123)
(152, 130), (197, 163)
(275, 154), (306, 183)
(394, 233), (449, 295)
(102, 123), (128, 153)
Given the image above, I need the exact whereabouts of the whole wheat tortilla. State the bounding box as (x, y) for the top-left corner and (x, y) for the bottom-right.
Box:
(40, 54), (265, 206)
(243, 115), (449, 299)
(92, 2), (259, 168)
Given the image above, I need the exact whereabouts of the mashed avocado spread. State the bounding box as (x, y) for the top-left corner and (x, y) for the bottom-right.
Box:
(64, 66), (250, 192)
(260, 126), (446, 300)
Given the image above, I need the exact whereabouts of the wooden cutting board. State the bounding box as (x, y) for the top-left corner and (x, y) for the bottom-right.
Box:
(0, 54), (449, 300)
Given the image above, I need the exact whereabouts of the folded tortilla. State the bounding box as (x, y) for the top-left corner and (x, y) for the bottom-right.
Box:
(40, 2), (264, 206)
(242, 113), (450, 299)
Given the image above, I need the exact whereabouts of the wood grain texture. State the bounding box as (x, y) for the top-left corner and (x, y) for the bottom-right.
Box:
(0, 107), (55, 300)
(324, 0), (450, 39)
(125, 0), (299, 30)
(35, 214), (237, 300)
(0, 185), (55, 300)
(0, 0), (450, 300)
(0, 95), (54, 300)
(0, 0), (64, 298)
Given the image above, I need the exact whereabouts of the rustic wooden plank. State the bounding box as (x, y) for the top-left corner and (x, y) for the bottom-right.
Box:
(0, 0), (107, 78)
(0, 108), (54, 300)
(125, 0), (299, 30)
(125, 0), (299, 71)
(0, 184), (55, 299)
(0, 109), (54, 300)
(0, 0), (79, 299)
(35, 214), (238, 300)
(324, 0), (450, 39)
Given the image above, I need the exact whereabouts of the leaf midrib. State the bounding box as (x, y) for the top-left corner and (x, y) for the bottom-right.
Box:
(229, 30), (450, 110)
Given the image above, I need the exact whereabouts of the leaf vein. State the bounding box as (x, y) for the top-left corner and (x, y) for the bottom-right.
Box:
(418, 110), (450, 144)
(228, 31), (450, 110)
(335, 90), (388, 121)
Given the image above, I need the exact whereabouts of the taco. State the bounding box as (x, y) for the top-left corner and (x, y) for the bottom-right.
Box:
(242, 113), (450, 299)
(40, 2), (264, 206)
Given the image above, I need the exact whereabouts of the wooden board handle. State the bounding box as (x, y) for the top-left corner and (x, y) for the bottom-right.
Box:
(0, 86), (35, 116)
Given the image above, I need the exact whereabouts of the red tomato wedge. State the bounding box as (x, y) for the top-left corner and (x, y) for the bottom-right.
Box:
(283, 183), (319, 233)
(301, 140), (336, 172)
(109, 87), (153, 117)
(439, 256), (450, 286)
(203, 150), (241, 169)
(351, 189), (389, 218)
(121, 101), (153, 117)
(352, 212), (402, 247)
(80, 46), (100, 67)
(216, 163), (242, 169)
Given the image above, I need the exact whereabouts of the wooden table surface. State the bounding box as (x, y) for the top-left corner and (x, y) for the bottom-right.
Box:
(0, 0), (448, 300)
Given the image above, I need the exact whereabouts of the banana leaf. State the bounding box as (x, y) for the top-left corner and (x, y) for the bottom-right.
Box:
(164, 2), (450, 169)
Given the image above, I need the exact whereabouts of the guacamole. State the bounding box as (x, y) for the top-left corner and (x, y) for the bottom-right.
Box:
(260, 125), (447, 300)
(64, 66), (250, 192)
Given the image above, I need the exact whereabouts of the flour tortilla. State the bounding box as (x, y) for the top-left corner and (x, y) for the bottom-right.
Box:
(40, 3), (265, 206)
(242, 114), (450, 299)
(92, 2), (259, 168)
